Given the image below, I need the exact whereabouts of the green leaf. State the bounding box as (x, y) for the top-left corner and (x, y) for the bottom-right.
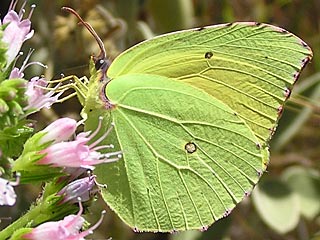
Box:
(0, 25), (11, 80)
(0, 121), (33, 160)
(11, 131), (64, 183)
(147, 0), (194, 32)
(170, 230), (202, 240)
(282, 166), (320, 220)
(252, 178), (300, 234)
(0, 78), (30, 160)
(0, 26), (8, 77)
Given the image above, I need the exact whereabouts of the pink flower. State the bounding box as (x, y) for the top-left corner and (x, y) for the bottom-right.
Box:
(37, 119), (122, 170)
(24, 76), (64, 112)
(23, 201), (106, 240)
(1, 1), (35, 67)
(38, 118), (77, 145)
(57, 175), (98, 204)
(0, 174), (20, 206)
(7, 49), (59, 112)
(9, 49), (48, 79)
(9, 66), (24, 79)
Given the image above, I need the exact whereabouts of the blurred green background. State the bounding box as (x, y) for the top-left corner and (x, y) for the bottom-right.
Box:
(0, 0), (319, 239)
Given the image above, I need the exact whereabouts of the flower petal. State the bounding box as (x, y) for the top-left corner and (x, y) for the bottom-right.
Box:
(0, 177), (17, 206)
(2, 10), (33, 66)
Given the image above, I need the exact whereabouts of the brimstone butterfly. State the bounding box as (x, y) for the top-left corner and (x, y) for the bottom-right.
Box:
(63, 8), (313, 233)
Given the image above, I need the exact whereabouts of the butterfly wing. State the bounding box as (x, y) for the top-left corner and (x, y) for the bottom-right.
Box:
(107, 22), (313, 145)
(86, 22), (312, 232)
(94, 74), (264, 231)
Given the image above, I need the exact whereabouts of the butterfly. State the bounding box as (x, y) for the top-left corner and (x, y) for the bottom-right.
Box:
(63, 7), (313, 233)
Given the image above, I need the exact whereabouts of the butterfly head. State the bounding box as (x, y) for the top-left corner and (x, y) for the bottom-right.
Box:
(93, 57), (110, 81)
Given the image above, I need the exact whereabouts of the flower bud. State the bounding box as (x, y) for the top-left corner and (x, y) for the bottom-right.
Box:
(38, 118), (77, 145)
(0, 98), (9, 114)
(22, 200), (105, 240)
(37, 119), (121, 170)
(57, 175), (97, 204)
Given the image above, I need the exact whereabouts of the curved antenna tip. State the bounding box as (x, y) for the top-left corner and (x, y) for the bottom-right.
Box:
(61, 6), (107, 61)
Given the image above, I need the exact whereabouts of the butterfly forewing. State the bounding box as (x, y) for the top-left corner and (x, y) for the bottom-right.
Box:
(107, 22), (312, 145)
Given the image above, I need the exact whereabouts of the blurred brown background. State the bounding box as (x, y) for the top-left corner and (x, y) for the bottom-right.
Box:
(0, 1), (319, 239)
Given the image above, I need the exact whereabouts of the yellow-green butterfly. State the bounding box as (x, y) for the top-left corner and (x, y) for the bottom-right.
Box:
(64, 7), (312, 233)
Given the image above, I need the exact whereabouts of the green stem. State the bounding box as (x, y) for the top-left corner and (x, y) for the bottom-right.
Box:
(0, 194), (76, 239)
(0, 204), (42, 240)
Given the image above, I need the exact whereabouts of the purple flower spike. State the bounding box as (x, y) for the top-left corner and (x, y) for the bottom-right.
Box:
(23, 200), (106, 240)
(1, 1), (35, 67)
(0, 173), (20, 206)
(9, 66), (24, 79)
(9, 49), (47, 79)
(57, 175), (97, 204)
(37, 118), (122, 170)
(24, 76), (64, 112)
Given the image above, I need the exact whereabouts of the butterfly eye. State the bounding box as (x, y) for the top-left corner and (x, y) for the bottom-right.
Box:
(95, 58), (110, 72)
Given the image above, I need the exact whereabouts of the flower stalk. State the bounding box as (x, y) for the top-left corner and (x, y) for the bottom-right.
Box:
(0, 3), (117, 239)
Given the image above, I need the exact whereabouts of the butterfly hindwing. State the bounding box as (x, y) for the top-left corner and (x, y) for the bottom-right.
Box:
(94, 74), (264, 231)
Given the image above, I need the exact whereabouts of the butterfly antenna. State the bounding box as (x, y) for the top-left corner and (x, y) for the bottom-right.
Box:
(62, 7), (107, 62)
